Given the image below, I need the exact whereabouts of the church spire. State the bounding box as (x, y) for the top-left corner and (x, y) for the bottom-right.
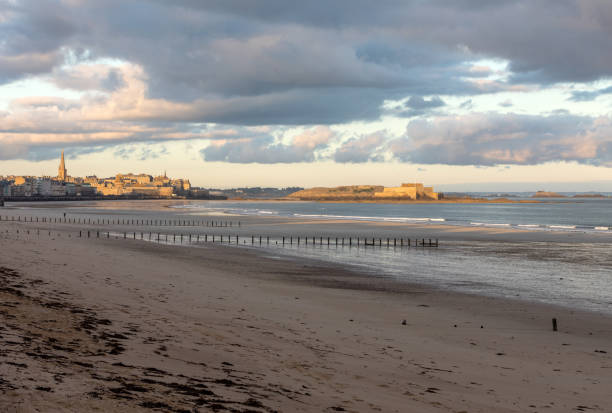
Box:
(58, 150), (67, 181)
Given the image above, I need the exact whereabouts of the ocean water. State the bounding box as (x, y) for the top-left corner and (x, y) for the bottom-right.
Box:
(173, 198), (612, 232)
(171, 199), (612, 314)
(249, 240), (612, 314)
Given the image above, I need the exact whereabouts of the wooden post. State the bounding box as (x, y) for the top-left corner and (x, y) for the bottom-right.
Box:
(552, 318), (558, 332)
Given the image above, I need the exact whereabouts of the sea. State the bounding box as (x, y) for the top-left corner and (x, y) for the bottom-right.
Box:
(5, 196), (612, 314)
(172, 198), (612, 314)
(174, 197), (612, 232)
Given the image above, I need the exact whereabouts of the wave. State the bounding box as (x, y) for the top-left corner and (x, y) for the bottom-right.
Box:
(292, 213), (445, 223)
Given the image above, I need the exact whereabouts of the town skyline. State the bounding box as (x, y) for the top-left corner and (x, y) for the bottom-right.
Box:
(1, 151), (200, 199)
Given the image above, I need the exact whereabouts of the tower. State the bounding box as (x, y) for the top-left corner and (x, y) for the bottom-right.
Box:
(58, 151), (67, 181)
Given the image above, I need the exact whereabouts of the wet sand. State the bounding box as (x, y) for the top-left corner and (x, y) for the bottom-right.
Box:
(1, 218), (611, 412)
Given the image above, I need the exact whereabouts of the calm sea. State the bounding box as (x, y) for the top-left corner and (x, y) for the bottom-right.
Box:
(172, 199), (612, 314)
(174, 198), (612, 232)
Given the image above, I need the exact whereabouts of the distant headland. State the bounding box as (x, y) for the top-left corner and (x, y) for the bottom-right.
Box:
(531, 191), (609, 199)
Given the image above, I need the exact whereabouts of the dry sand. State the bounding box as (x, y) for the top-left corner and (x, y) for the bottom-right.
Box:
(1, 220), (611, 412)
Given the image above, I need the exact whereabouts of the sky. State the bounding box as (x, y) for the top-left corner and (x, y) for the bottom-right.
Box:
(1, 0), (612, 190)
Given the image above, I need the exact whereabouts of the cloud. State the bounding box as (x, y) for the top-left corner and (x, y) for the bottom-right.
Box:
(391, 112), (612, 166)
(52, 64), (126, 91)
(201, 126), (335, 163)
(333, 131), (387, 163)
(405, 96), (445, 110)
(0, 51), (63, 83)
(4, 0), (582, 127)
(459, 99), (473, 110)
(569, 85), (612, 102)
(2, 0), (612, 166)
(0, 63), (242, 160)
(387, 95), (446, 118)
(114, 144), (169, 161)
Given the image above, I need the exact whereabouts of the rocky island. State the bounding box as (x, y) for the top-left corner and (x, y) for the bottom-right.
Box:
(288, 183), (439, 201)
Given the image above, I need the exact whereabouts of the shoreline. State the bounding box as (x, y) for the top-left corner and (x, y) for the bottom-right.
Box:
(1, 221), (612, 411)
(284, 197), (543, 204)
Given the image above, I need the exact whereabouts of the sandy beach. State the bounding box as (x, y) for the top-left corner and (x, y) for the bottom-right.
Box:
(1, 213), (611, 412)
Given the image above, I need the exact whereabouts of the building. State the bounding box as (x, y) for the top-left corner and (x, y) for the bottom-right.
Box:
(58, 151), (67, 181)
(2, 152), (201, 199)
(374, 183), (438, 200)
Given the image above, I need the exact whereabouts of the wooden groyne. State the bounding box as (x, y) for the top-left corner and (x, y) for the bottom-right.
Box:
(0, 215), (239, 228)
(1, 224), (439, 249)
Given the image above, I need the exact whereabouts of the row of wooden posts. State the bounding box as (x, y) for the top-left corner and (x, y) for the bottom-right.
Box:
(0, 215), (238, 227)
(7, 228), (439, 248)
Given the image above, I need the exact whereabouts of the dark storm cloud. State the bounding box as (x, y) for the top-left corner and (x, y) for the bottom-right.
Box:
(391, 113), (612, 166)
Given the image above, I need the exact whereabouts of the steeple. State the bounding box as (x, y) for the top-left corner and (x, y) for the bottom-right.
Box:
(58, 151), (67, 181)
